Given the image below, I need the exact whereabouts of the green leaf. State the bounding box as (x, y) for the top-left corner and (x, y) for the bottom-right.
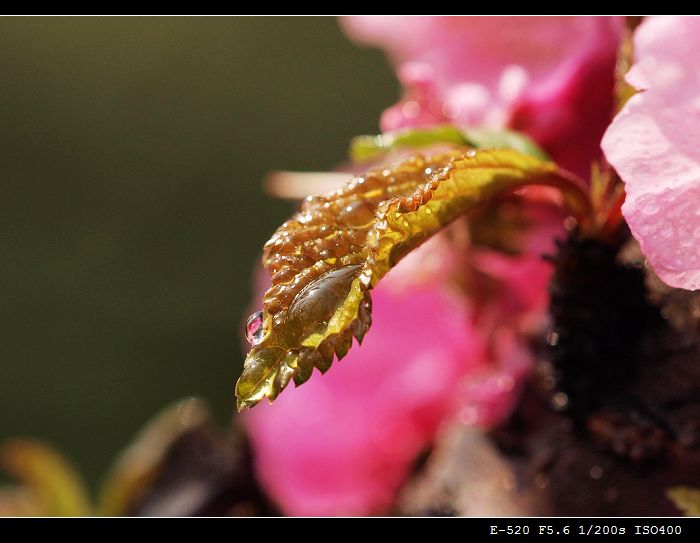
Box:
(350, 125), (548, 163)
(667, 486), (700, 516)
(235, 148), (590, 411)
(460, 127), (548, 160)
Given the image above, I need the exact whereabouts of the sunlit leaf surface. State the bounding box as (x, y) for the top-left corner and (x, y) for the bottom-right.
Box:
(236, 148), (589, 410)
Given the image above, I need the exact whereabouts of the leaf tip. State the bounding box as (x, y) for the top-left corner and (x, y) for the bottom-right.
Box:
(235, 396), (254, 413)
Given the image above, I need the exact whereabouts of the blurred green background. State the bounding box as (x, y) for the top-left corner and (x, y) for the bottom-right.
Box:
(0, 17), (395, 487)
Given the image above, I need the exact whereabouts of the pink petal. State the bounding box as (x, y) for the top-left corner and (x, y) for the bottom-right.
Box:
(342, 16), (623, 178)
(602, 16), (700, 290)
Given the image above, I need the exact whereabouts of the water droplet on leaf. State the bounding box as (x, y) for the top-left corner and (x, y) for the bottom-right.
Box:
(245, 311), (265, 345)
(641, 199), (659, 215)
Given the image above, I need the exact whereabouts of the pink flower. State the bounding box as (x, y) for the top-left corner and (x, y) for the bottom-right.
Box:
(244, 238), (486, 516)
(602, 16), (700, 291)
(341, 16), (623, 177)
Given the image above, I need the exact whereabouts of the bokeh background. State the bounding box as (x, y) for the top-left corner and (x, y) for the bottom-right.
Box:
(0, 17), (395, 487)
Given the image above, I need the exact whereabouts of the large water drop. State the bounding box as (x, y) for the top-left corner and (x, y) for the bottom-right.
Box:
(245, 311), (265, 345)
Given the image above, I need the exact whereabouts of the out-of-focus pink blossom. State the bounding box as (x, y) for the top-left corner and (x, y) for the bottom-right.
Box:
(341, 16), (623, 177)
(602, 16), (700, 291)
(244, 238), (487, 516)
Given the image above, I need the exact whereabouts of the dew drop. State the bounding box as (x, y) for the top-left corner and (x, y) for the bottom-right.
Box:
(338, 200), (375, 227)
(245, 311), (265, 345)
(551, 391), (569, 411)
(641, 199), (659, 215)
(547, 331), (560, 346)
(658, 219), (674, 239)
(563, 216), (578, 231)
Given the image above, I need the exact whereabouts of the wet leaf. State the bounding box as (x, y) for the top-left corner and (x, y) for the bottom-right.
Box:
(236, 148), (590, 410)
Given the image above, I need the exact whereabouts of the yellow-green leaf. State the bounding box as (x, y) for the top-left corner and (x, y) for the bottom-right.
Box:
(236, 148), (590, 411)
